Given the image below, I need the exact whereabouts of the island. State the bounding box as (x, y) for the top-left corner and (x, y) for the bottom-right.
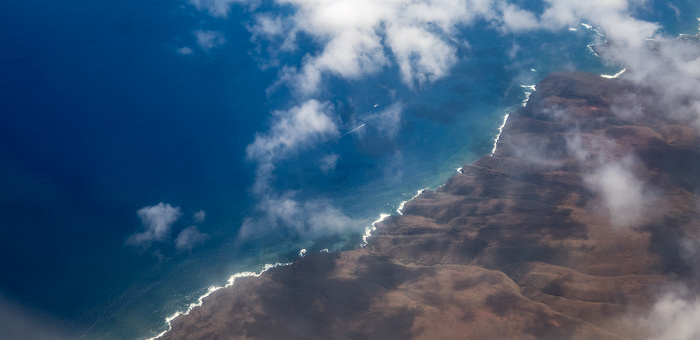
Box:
(159, 71), (700, 339)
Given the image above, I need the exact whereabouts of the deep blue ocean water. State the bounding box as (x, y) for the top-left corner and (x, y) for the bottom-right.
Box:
(1, 1), (698, 339)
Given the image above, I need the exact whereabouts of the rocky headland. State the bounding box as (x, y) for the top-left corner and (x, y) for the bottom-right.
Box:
(160, 72), (700, 339)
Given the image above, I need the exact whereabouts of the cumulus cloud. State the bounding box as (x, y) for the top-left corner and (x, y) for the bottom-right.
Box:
(175, 226), (209, 251)
(195, 30), (227, 51)
(245, 0), (489, 94)
(246, 99), (339, 194)
(239, 194), (359, 239)
(126, 203), (182, 247)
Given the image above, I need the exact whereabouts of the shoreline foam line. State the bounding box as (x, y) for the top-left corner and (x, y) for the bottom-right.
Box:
(150, 186), (431, 337)
(491, 84), (534, 155)
(601, 68), (627, 79)
(362, 188), (428, 247)
(491, 113), (510, 155)
(397, 189), (428, 215)
(146, 262), (290, 340)
(361, 213), (390, 247)
(520, 85), (536, 107)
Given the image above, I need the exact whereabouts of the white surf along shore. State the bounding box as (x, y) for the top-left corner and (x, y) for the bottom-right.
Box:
(149, 185), (432, 339)
(600, 68), (627, 79)
(146, 262), (290, 340)
(490, 84), (535, 156)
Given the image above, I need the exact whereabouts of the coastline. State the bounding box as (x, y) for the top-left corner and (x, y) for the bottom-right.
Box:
(148, 78), (547, 339)
(145, 83), (534, 339)
(155, 71), (700, 339)
(146, 262), (290, 340)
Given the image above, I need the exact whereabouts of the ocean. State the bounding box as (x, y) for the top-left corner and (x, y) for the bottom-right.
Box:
(1, 1), (698, 339)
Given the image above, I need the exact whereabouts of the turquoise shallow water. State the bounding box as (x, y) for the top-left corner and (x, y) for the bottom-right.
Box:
(0, 1), (698, 339)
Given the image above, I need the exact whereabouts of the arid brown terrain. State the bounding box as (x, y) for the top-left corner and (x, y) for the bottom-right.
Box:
(160, 72), (700, 339)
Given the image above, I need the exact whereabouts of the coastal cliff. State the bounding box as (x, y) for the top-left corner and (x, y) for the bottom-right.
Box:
(160, 72), (700, 339)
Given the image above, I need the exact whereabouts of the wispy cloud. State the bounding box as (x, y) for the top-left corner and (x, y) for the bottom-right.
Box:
(319, 153), (339, 174)
(362, 102), (403, 138)
(175, 226), (209, 251)
(193, 210), (206, 223)
(640, 285), (700, 340)
(195, 30), (227, 51)
(537, 1), (700, 127)
(566, 133), (659, 228)
(188, 0), (256, 18)
(126, 203), (182, 248)
(239, 194), (359, 239)
(0, 295), (73, 340)
(246, 99), (339, 194)
(176, 46), (194, 55)
(583, 156), (656, 227)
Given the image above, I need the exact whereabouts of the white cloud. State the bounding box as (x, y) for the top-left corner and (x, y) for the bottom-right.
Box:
(195, 30), (227, 51)
(193, 210), (206, 223)
(244, 0), (485, 94)
(176, 46), (194, 55)
(641, 286), (700, 340)
(126, 203), (182, 247)
(246, 99), (339, 194)
(583, 156), (652, 227)
(602, 38), (700, 126)
(188, 0), (690, 101)
(175, 226), (209, 251)
(187, 0), (255, 18)
(319, 153), (339, 173)
(362, 102), (403, 138)
(533, 0), (700, 128)
(246, 100), (338, 163)
(238, 194), (359, 239)
(185, 0), (700, 241)
(386, 25), (458, 87)
(566, 133), (658, 228)
(497, 2), (540, 32)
